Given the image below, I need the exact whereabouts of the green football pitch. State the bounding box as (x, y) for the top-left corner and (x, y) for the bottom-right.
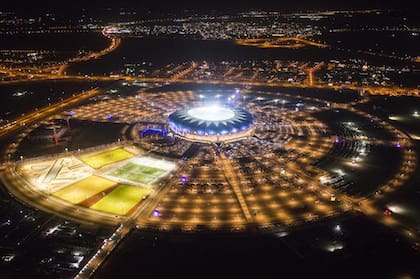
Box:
(53, 176), (116, 204)
(109, 162), (166, 185)
(90, 184), (151, 215)
(79, 148), (133, 169)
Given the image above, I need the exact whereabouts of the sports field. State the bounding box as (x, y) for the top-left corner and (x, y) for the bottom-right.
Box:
(79, 148), (133, 169)
(53, 176), (116, 204)
(109, 162), (166, 185)
(90, 184), (151, 215)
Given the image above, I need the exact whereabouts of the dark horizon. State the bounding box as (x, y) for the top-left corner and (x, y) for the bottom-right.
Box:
(2, 0), (418, 14)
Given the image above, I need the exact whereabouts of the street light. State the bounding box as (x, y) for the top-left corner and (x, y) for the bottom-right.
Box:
(334, 224), (341, 233)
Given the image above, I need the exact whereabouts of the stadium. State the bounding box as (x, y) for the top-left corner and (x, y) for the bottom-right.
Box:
(4, 87), (416, 234)
(168, 105), (255, 143)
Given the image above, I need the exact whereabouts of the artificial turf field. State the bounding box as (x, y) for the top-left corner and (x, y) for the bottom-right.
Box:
(90, 184), (151, 215)
(109, 162), (166, 185)
(79, 148), (133, 169)
(53, 176), (116, 204)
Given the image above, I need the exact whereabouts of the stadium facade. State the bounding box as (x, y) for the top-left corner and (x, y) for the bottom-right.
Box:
(168, 105), (254, 143)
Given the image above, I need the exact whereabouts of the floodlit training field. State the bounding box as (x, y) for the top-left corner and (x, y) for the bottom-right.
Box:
(18, 151), (176, 217)
(79, 148), (133, 169)
(90, 184), (151, 215)
(53, 176), (116, 204)
(109, 162), (166, 185)
(108, 156), (176, 186)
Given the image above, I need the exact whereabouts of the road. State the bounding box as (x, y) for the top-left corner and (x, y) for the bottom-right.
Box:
(236, 36), (329, 49)
(0, 88), (101, 138)
(218, 153), (254, 223)
(0, 29), (418, 278)
(0, 28), (418, 98)
(58, 37), (121, 76)
(75, 162), (187, 279)
(2, 68), (418, 97)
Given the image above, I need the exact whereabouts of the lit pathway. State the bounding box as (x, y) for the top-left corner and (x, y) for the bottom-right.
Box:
(135, 163), (188, 227)
(170, 61), (199, 81)
(218, 153), (253, 222)
(74, 222), (131, 279)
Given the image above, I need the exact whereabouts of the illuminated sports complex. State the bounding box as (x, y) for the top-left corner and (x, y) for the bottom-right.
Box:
(168, 105), (255, 143)
(2, 87), (417, 234)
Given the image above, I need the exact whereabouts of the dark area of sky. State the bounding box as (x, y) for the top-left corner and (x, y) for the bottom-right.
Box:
(2, 0), (417, 14)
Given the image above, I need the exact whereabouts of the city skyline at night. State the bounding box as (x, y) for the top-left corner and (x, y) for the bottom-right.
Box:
(0, 3), (418, 279)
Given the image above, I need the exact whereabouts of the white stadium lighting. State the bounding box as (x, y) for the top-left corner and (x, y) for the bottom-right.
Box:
(187, 106), (235, 121)
(168, 105), (254, 144)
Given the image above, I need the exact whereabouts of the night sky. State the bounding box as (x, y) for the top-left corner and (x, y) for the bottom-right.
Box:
(2, 0), (417, 12)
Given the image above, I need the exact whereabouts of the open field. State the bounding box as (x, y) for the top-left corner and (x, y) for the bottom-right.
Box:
(53, 175), (116, 204)
(108, 156), (176, 186)
(79, 148), (133, 168)
(90, 184), (151, 215)
(109, 162), (166, 185)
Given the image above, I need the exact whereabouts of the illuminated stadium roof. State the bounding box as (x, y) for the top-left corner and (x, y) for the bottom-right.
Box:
(168, 105), (254, 143)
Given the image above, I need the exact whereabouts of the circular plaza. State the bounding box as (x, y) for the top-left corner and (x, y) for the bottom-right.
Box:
(1, 87), (416, 233)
